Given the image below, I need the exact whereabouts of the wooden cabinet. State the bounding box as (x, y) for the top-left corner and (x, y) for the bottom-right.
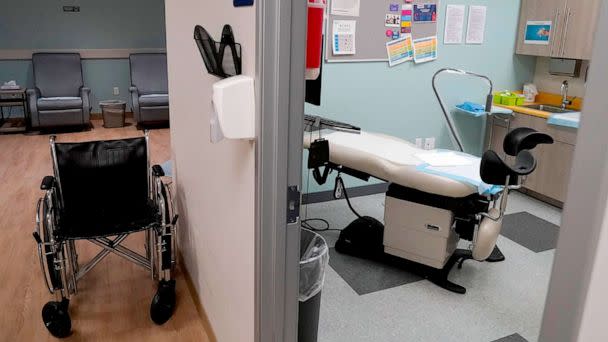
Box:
(488, 113), (576, 204)
(516, 0), (564, 57)
(516, 0), (600, 60)
(560, 0), (601, 60)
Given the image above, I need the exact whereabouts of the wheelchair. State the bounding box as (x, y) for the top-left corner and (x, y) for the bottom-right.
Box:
(32, 132), (178, 338)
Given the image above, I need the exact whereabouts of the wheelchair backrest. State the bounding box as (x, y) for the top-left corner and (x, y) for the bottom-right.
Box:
(52, 137), (149, 216)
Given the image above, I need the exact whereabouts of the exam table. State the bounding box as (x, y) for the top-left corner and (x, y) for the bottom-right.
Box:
(304, 117), (553, 293)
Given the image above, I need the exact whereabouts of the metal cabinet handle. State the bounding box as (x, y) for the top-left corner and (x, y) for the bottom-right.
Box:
(561, 8), (572, 57)
(551, 9), (560, 56)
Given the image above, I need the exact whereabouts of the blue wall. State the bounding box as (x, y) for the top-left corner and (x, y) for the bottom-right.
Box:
(0, 0), (166, 114)
(304, 0), (537, 194)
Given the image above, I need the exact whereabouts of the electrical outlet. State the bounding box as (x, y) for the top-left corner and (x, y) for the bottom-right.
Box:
(415, 138), (423, 148)
(424, 137), (435, 150)
(113, 87), (119, 96)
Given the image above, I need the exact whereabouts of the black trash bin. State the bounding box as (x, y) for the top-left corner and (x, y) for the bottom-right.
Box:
(298, 228), (329, 342)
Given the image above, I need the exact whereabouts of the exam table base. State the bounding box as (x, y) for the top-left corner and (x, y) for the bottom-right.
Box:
(335, 217), (494, 294)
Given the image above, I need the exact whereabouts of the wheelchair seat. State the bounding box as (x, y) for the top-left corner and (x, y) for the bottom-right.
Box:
(33, 133), (178, 338)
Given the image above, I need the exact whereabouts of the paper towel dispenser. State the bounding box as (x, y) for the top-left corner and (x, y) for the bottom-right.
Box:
(548, 58), (581, 77)
(211, 75), (255, 141)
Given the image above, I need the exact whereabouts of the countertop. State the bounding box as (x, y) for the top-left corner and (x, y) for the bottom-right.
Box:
(496, 92), (583, 119)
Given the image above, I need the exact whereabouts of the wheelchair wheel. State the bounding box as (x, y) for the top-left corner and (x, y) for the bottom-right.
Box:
(42, 199), (62, 290)
(42, 300), (71, 338)
(150, 279), (176, 325)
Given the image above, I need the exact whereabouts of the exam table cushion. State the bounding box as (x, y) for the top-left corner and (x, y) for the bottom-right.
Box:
(304, 132), (481, 198)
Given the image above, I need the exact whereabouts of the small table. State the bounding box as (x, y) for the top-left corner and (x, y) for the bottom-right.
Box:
(0, 88), (29, 133)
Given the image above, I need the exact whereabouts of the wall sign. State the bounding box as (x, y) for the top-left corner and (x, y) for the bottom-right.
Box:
(233, 0), (254, 7)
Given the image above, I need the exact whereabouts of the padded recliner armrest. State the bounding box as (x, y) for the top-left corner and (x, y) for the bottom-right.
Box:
(80, 86), (92, 124)
(152, 165), (165, 177)
(27, 88), (41, 127)
(40, 176), (55, 190)
(130, 86), (141, 123)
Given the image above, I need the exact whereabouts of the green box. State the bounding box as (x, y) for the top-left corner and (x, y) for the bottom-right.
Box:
(493, 93), (503, 104)
(500, 94), (518, 106)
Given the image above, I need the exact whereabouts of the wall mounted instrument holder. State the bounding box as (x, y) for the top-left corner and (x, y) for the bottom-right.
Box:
(194, 25), (242, 78)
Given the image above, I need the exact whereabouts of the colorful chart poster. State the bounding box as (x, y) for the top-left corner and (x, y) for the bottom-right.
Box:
(332, 20), (356, 55)
(401, 4), (413, 34)
(386, 35), (414, 67)
(413, 36), (438, 63)
(524, 20), (552, 45)
(413, 3), (437, 22)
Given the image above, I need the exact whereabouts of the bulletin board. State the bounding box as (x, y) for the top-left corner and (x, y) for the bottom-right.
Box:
(325, 0), (439, 62)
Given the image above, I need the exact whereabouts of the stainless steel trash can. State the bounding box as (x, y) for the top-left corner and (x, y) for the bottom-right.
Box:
(100, 100), (126, 128)
(298, 228), (329, 342)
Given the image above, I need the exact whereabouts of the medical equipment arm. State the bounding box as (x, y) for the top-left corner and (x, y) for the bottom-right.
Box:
(432, 68), (494, 152)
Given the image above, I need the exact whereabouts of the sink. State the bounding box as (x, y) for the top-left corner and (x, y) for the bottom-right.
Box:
(521, 104), (576, 113)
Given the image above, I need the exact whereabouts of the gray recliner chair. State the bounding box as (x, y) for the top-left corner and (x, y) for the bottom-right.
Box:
(27, 53), (91, 129)
(129, 53), (170, 126)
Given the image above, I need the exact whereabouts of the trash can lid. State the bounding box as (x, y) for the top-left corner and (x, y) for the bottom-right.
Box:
(100, 100), (126, 105)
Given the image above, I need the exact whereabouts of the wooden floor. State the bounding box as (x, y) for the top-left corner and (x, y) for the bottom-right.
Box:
(0, 120), (211, 341)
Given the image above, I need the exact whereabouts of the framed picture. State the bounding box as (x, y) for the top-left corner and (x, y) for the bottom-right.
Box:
(524, 21), (552, 45)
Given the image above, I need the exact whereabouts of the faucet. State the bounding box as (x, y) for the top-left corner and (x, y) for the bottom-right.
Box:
(561, 80), (570, 109)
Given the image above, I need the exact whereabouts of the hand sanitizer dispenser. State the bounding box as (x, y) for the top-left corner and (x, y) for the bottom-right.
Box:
(211, 75), (255, 141)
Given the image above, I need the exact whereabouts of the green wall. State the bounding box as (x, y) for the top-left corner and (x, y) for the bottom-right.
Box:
(304, 0), (537, 194)
(0, 0), (166, 114)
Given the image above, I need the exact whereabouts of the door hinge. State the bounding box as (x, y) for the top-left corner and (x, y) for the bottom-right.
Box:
(287, 185), (301, 224)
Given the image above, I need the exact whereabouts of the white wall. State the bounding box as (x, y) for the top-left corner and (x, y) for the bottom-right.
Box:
(164, 1), (256, 341)
(577, 200), (608, 341)
(533, 57), (588, 98)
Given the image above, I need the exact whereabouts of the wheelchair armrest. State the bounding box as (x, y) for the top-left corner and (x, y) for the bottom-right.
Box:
(40, 176), (55, 190)
(152, 165), (165, 177)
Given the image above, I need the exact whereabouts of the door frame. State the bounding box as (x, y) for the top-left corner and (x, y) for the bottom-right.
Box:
(255, 0), (608, 341)
(539, 2), (608, 340)
(255, 0), (307, 341)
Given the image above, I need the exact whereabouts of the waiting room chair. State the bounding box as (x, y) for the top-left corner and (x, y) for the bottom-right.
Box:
(27, 53), (91, 129)
(129, 53), (170, 126)
(33, 133), (178, 338)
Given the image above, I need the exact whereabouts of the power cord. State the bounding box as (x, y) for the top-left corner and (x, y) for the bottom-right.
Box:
(336, 176), (362, 219)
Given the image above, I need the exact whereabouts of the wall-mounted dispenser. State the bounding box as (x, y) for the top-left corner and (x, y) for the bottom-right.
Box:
(211, 75), (255, 142)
